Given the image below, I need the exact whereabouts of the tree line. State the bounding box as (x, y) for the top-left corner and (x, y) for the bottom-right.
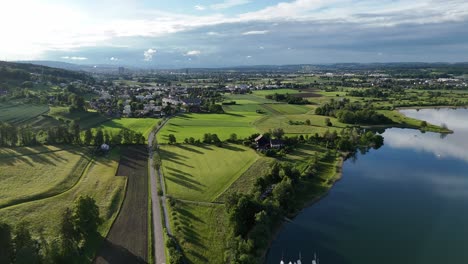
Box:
(265, 93), (309, 104)
(315, 98), (393, 125)
(0, 120), (145, 147)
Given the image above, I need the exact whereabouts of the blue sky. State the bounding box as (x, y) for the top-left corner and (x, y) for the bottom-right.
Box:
(1, 0), (467, 67)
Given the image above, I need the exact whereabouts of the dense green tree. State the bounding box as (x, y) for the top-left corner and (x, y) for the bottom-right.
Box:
(84, 129), (93, 145)
(14, 223), (42, 264)
(94, 129), (104, 146)
(73, 196), (102, 242)
(271, 128), (284, 139)
(168, 134), (177, 144)
(0, 222), (14, 264)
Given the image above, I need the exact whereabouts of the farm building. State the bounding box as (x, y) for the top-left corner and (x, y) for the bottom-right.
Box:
(270, 139), (284, 149)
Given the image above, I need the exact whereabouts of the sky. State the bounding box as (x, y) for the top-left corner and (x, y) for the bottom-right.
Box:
(1, 0), (468, 67)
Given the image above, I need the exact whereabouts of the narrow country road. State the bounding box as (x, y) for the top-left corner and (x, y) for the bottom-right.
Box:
(148, 117), (172, 264)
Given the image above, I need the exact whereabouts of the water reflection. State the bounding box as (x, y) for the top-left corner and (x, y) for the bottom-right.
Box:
(383, 108), (468, 162)
(267, 108), (468, 264)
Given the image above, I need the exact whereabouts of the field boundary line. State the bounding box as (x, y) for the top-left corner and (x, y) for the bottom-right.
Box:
(0, 155), (95, 210)
(0, 154), (94, 210)
(212, 154), (259, 202)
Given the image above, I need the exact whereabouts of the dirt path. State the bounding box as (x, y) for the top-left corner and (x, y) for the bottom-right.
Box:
(148, 118), (172, 264)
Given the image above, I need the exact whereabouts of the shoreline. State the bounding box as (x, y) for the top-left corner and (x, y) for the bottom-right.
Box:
(261, 154), (346, 263)
(396, 105), (468, 110)
(261, 106), (459, 262)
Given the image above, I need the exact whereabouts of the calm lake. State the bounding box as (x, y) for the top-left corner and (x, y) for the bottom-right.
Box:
(266, 108), (468, 264)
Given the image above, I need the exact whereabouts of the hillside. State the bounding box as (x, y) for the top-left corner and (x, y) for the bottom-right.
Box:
(0, 60), (93, 91)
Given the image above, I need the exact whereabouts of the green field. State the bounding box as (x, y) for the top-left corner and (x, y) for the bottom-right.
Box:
(157, 113), (261, 143)
(216, 157), (273, 202)
(48, 107), (110, 129)
(262, 103), (312, 115)
(0, 101), (49, 124)
(0, 148), (126, 240)
(254, 113), (347, 135)
(98, 118), (158, 139)
(160, 144), (258, 201)
(252, 88), (301, 96)
(0, 146), (91, 208)
(223, 93), (276, 104)
(168, 202), (228, 264)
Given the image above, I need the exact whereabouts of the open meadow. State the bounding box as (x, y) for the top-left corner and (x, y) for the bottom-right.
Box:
(0, 101), (49, 124)
(0, 145), (91, 208)
(97, 118), (157, 139)
(48, 106), (110, 129)
(168, 201), (228, 264)
(157, 113), (260, 143)
(160, 144), (258, 201)
(0, 147), (126, 248)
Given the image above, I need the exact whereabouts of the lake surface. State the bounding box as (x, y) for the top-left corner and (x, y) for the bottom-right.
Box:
(267, 108), (468, 264)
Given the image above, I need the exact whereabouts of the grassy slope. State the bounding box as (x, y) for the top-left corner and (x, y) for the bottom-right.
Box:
(97, 118), (158, 139)
(0, 148), (126, 239)
(0, 146), (91, 208)
(160, 144), (258, 202)
(0, 101), (49, 124)
(252, 89), (301, 96)
(216, 157), (274, 202)
(49, 106), (109, 129)
(168, 201), (228, 264)
(157, 113), (260, 143)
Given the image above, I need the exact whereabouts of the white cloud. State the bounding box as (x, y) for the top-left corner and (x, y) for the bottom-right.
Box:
(207, 31), (221, 36)
(185, 50), (201, 56)
(246, 55), (252, 58)
(242, 30), (269, 35)
(144, 48), (157, 61)
(210, 0), (250, 10)
(1, 0), (468, 61)
(259, 46), (265, 49)
(194, 5), (206, 11)
(110, 57), (119, 61)
(61, 56), (88, 60)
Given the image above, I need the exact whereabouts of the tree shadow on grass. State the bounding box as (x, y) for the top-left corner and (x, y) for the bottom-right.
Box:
(224, 112), (245, 117)
(178, 114), (193, 119)
(221, 144), (246, 152)
(166, 167), (192, 176)
(176, 144), (204, 154)
(166, 175), (204, 192)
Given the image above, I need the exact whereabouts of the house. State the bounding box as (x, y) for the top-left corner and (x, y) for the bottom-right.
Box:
(255, 134), (270, 149)
(181, 98), (202, 112)
(270, 139), (284, 149)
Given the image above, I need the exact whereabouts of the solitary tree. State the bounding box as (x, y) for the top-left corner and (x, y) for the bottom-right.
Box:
(168, 134), (177, 144)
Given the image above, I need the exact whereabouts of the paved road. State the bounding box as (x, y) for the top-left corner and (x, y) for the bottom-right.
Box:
(148, 118), (172, 264)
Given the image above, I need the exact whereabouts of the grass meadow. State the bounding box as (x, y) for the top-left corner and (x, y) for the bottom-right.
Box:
(168, 202), (228, 264)
(160, 144), (258, 202)
(0, 146), (91, 208)
(48, 106), (110, 129)
(0, 147), (126, 239)
(97, 118), (158, 139)
(0, 101), (49, 124)
(157, 113), (260, 143)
